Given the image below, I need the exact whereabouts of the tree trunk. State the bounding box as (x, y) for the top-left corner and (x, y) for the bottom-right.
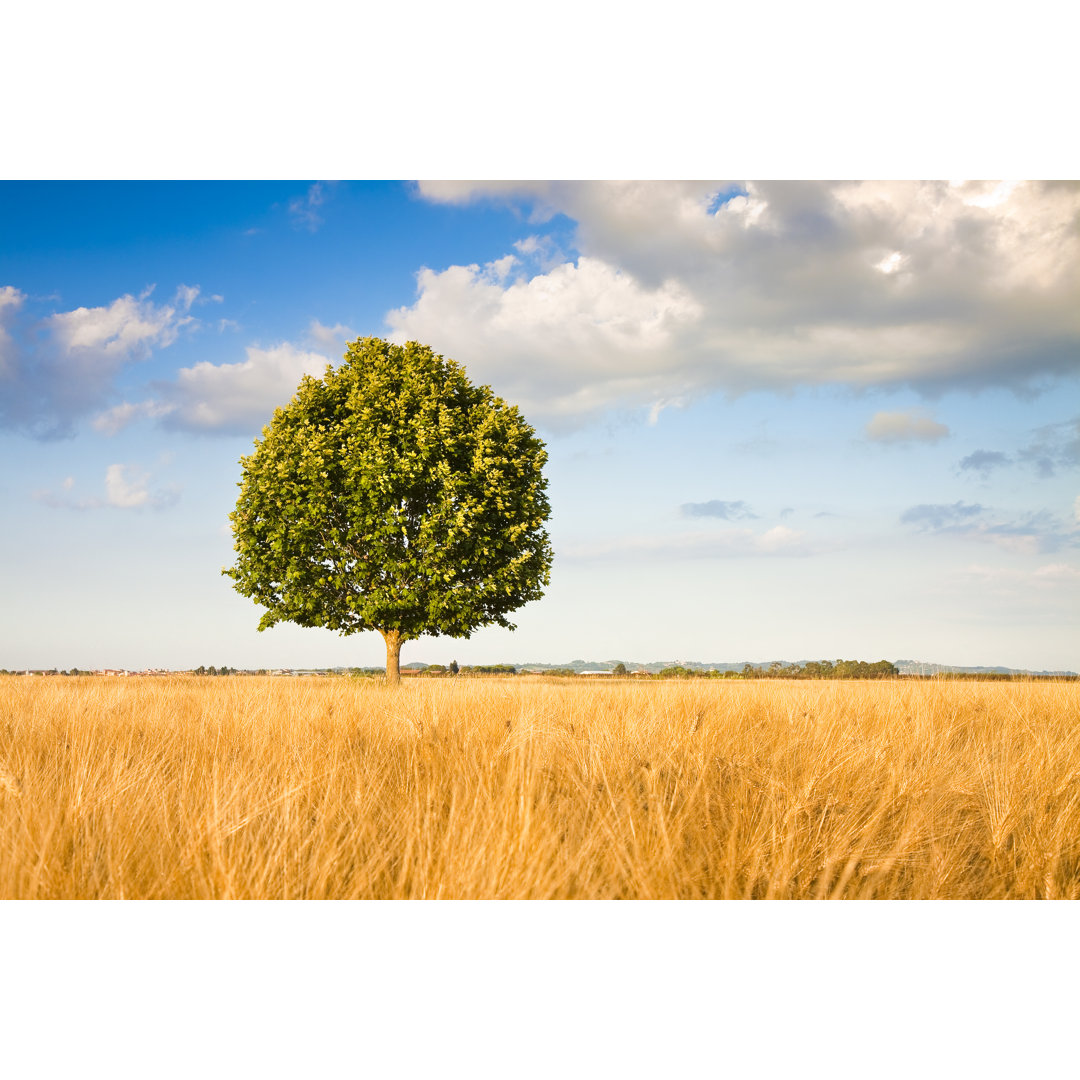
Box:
(382, 629), (403, 686)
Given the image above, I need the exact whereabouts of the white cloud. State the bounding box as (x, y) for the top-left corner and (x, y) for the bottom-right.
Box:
(104, 463), (152, 508)
(93, 333), (339, 437)
(32, 464), (179, 511)
(980, 533), (1045, 556)
(874, 251), (906, 275)
(174, 284), (202, 312)
(1, 284), (202, 437)
(562, 525), (814, 561)
(960, 562), (1080, 589)
(758, 526), (807, 553)
(47, 285), (196, 355)
(92, 399), (175, 436)
(306, 319), (354, 355)
(0, 285), (23, 312)
(1034, 562), (1080, 583)
(647, 397), (686, 425)
(865, 410), (950, 444)
(954, 180), (1021, 210)
(159, 342), (331, 433)
(288, 182), (329, 231)
(403, 180), (1080, 425)
(386, 255), (702, 425)
(513, 234), (566, 271)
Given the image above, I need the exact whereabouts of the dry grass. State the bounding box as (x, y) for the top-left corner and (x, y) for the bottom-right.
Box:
(1, 675), (1078, 899)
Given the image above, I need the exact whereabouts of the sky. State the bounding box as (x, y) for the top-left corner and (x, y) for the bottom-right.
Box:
(1, 180), (1078, 671)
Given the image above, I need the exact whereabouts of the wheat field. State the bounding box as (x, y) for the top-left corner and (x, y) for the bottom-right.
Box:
(0, 674), (1077, 899)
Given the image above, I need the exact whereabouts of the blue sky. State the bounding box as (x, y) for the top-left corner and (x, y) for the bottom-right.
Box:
(1, 180), (1077, 671)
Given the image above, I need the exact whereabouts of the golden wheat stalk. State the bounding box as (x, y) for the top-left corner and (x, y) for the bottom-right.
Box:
(1, 675), (1077, 899)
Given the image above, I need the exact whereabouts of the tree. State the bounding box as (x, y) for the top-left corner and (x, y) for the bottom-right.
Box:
(612, 662), (628, 677)
(658, 665), (694, 678)
(225, 337), (553, 685)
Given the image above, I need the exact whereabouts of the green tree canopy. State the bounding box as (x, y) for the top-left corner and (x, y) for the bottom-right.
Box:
(224, 337), (553, 683)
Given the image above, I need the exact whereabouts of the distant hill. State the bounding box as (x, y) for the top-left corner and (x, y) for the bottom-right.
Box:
(892, 660), (1077, 677)
(520, 659), (833, 675)
(518, 658), (1078, 677)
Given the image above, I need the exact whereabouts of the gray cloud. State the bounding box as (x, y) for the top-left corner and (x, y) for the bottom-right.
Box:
(900, 502), (984, 530)
(976, 511), (1079, 554)
(680, 499), (758, 520)
(900, 501), (1077, 554)
(0, 286), (20, 379)
(1017, 417), (1080, 477)
(400, 181), (1080, 425)
(959, 449), (1011, 474)
(0, 285), (201, 439)
(956, 417), (1079, 480)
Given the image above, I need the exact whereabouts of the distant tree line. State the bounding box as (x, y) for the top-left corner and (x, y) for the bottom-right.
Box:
(6, 662), (1070, 682)
(739, 660), (898, 679)
(653, 665), (744, 679)
(647, 660), (900, 679)
(411, 662), (456, 676)
(0, 668), (110, 676)
(400, 662), (518, 676)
